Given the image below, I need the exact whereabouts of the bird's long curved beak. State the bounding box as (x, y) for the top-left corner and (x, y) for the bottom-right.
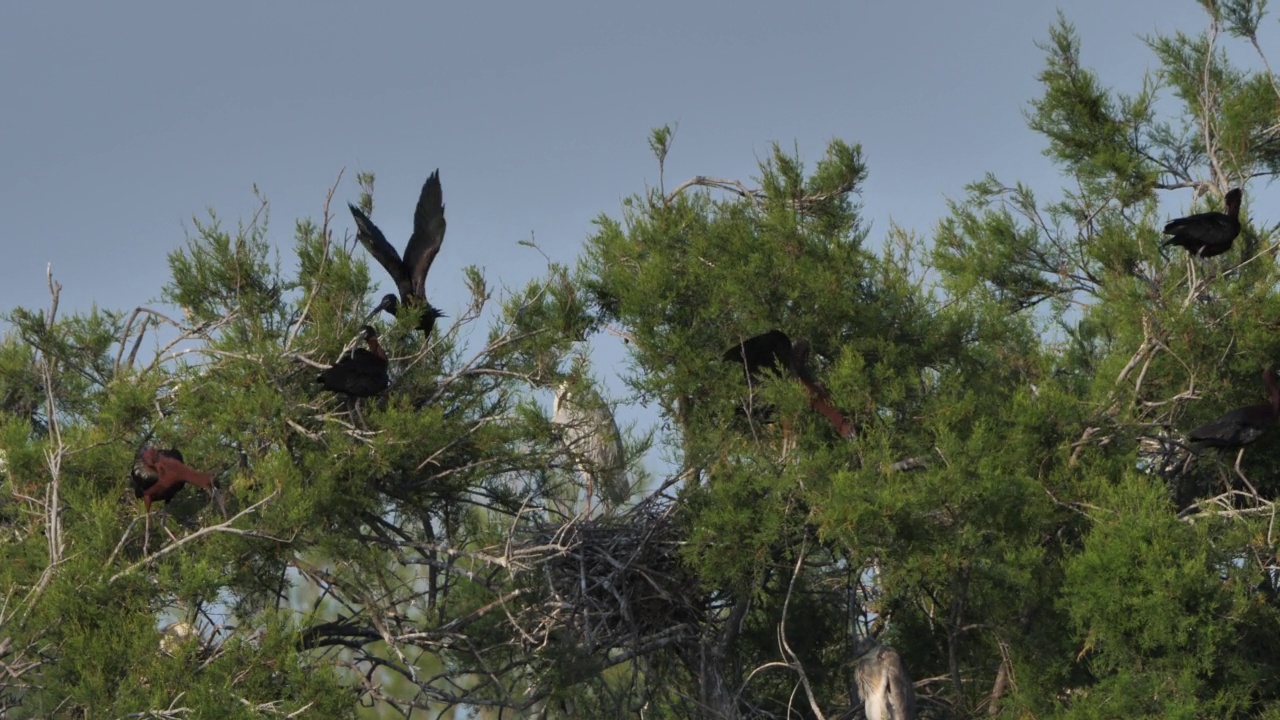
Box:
(365, 296), (395, 323)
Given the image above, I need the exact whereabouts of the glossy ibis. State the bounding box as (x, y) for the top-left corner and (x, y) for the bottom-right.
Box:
(1187, 367), (1280, 499)
(316, 326), (390, 398)
(723, 329), (856, 439)
(722, 329), (794, 376)
(1162, 188), (1243, 259)
(132, 446), (223, 553)
(854, 641), (917, 720)
(552, 377), (628, 517)
(350, 170), (447, 337)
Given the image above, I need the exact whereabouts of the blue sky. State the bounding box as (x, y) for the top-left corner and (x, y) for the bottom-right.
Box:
(1, 2), (1213, 311)
(0, 1), (1223, 444)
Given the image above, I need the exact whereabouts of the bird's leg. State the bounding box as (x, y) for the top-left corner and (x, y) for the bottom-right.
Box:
(780, 416), (796, 462)
(142, 497), (153, 556)
(1233, 447), (1261, 502)
(159, 507), (179, 543)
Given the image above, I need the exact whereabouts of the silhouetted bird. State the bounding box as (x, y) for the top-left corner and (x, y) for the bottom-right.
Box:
(723, 329), (856, 438)
(350, 170), (447, 337)
(132, 446), (223, 552)
(1162, 188), (1243, 259)
(1188, 367), (1280, 498)
(722, 329), (794, 377)
(316, 326), (390, 397)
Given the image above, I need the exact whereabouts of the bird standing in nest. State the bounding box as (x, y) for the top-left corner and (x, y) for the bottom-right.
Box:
(351, 170), (448, 338)
(552, 373), (629, 517)
(316, 325), (390, 398)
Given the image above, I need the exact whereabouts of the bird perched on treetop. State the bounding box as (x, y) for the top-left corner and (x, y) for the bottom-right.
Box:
(1162, 187), (1243, 259)
(316, 325), (390, 398)
(350, 170), (448, 337)
(552, 371), (629, 516)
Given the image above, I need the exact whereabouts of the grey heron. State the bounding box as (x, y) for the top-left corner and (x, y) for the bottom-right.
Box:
(552, 376), (628, 516)
(853, 641), (916, 720)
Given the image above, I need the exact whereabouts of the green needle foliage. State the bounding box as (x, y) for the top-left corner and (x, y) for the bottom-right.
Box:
(5, 3), (1280, 718)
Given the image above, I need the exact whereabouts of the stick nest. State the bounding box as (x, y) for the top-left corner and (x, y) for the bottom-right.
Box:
(512, 500), (701, 655)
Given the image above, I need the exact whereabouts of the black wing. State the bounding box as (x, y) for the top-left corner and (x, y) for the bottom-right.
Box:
(1163, 212), (1239, 247)
(404, 170), (447, 298)
(1189, 404), (1272, 447)
(349, 204), (413, 299)
(723, 330), (794, 377)
(316, 349), (389, 397)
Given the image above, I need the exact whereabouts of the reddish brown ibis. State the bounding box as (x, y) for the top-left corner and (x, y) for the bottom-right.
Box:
(723, 329), (856, 439)
(1187, 367), (1280, 499)
(131, 446), (223, 553)
(316, 326), (390, 397)
(1162, 188), (1242, 259)
(350, 170), (447, 337)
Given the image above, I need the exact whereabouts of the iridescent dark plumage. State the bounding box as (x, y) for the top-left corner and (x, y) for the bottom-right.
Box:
(350, 170), (447, 337)
(316, 325), (390, 398)
(1189, 368), (1280, 449)
(1162, 188), (1243, 259)
(722, 329), (795, 377)
(1187, 368), (1280, 499)
(723, 329), (856, 438)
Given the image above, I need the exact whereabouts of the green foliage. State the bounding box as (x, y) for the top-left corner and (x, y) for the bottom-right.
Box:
(6, 3), (1280, 717)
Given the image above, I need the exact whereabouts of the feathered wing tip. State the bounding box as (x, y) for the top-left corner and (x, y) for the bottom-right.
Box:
(347, 203), (375, 234)
(407, 169), (447, 298)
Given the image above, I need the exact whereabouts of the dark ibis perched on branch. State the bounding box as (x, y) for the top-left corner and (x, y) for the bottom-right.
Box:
(723, 329), (856, 439)
(1187, 367), (1280, 499)
(131, 447), (223, 553)
(350, 170), (447, 337)
(1162, 188), (1243, 259)
(316, 326), (390, 397)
